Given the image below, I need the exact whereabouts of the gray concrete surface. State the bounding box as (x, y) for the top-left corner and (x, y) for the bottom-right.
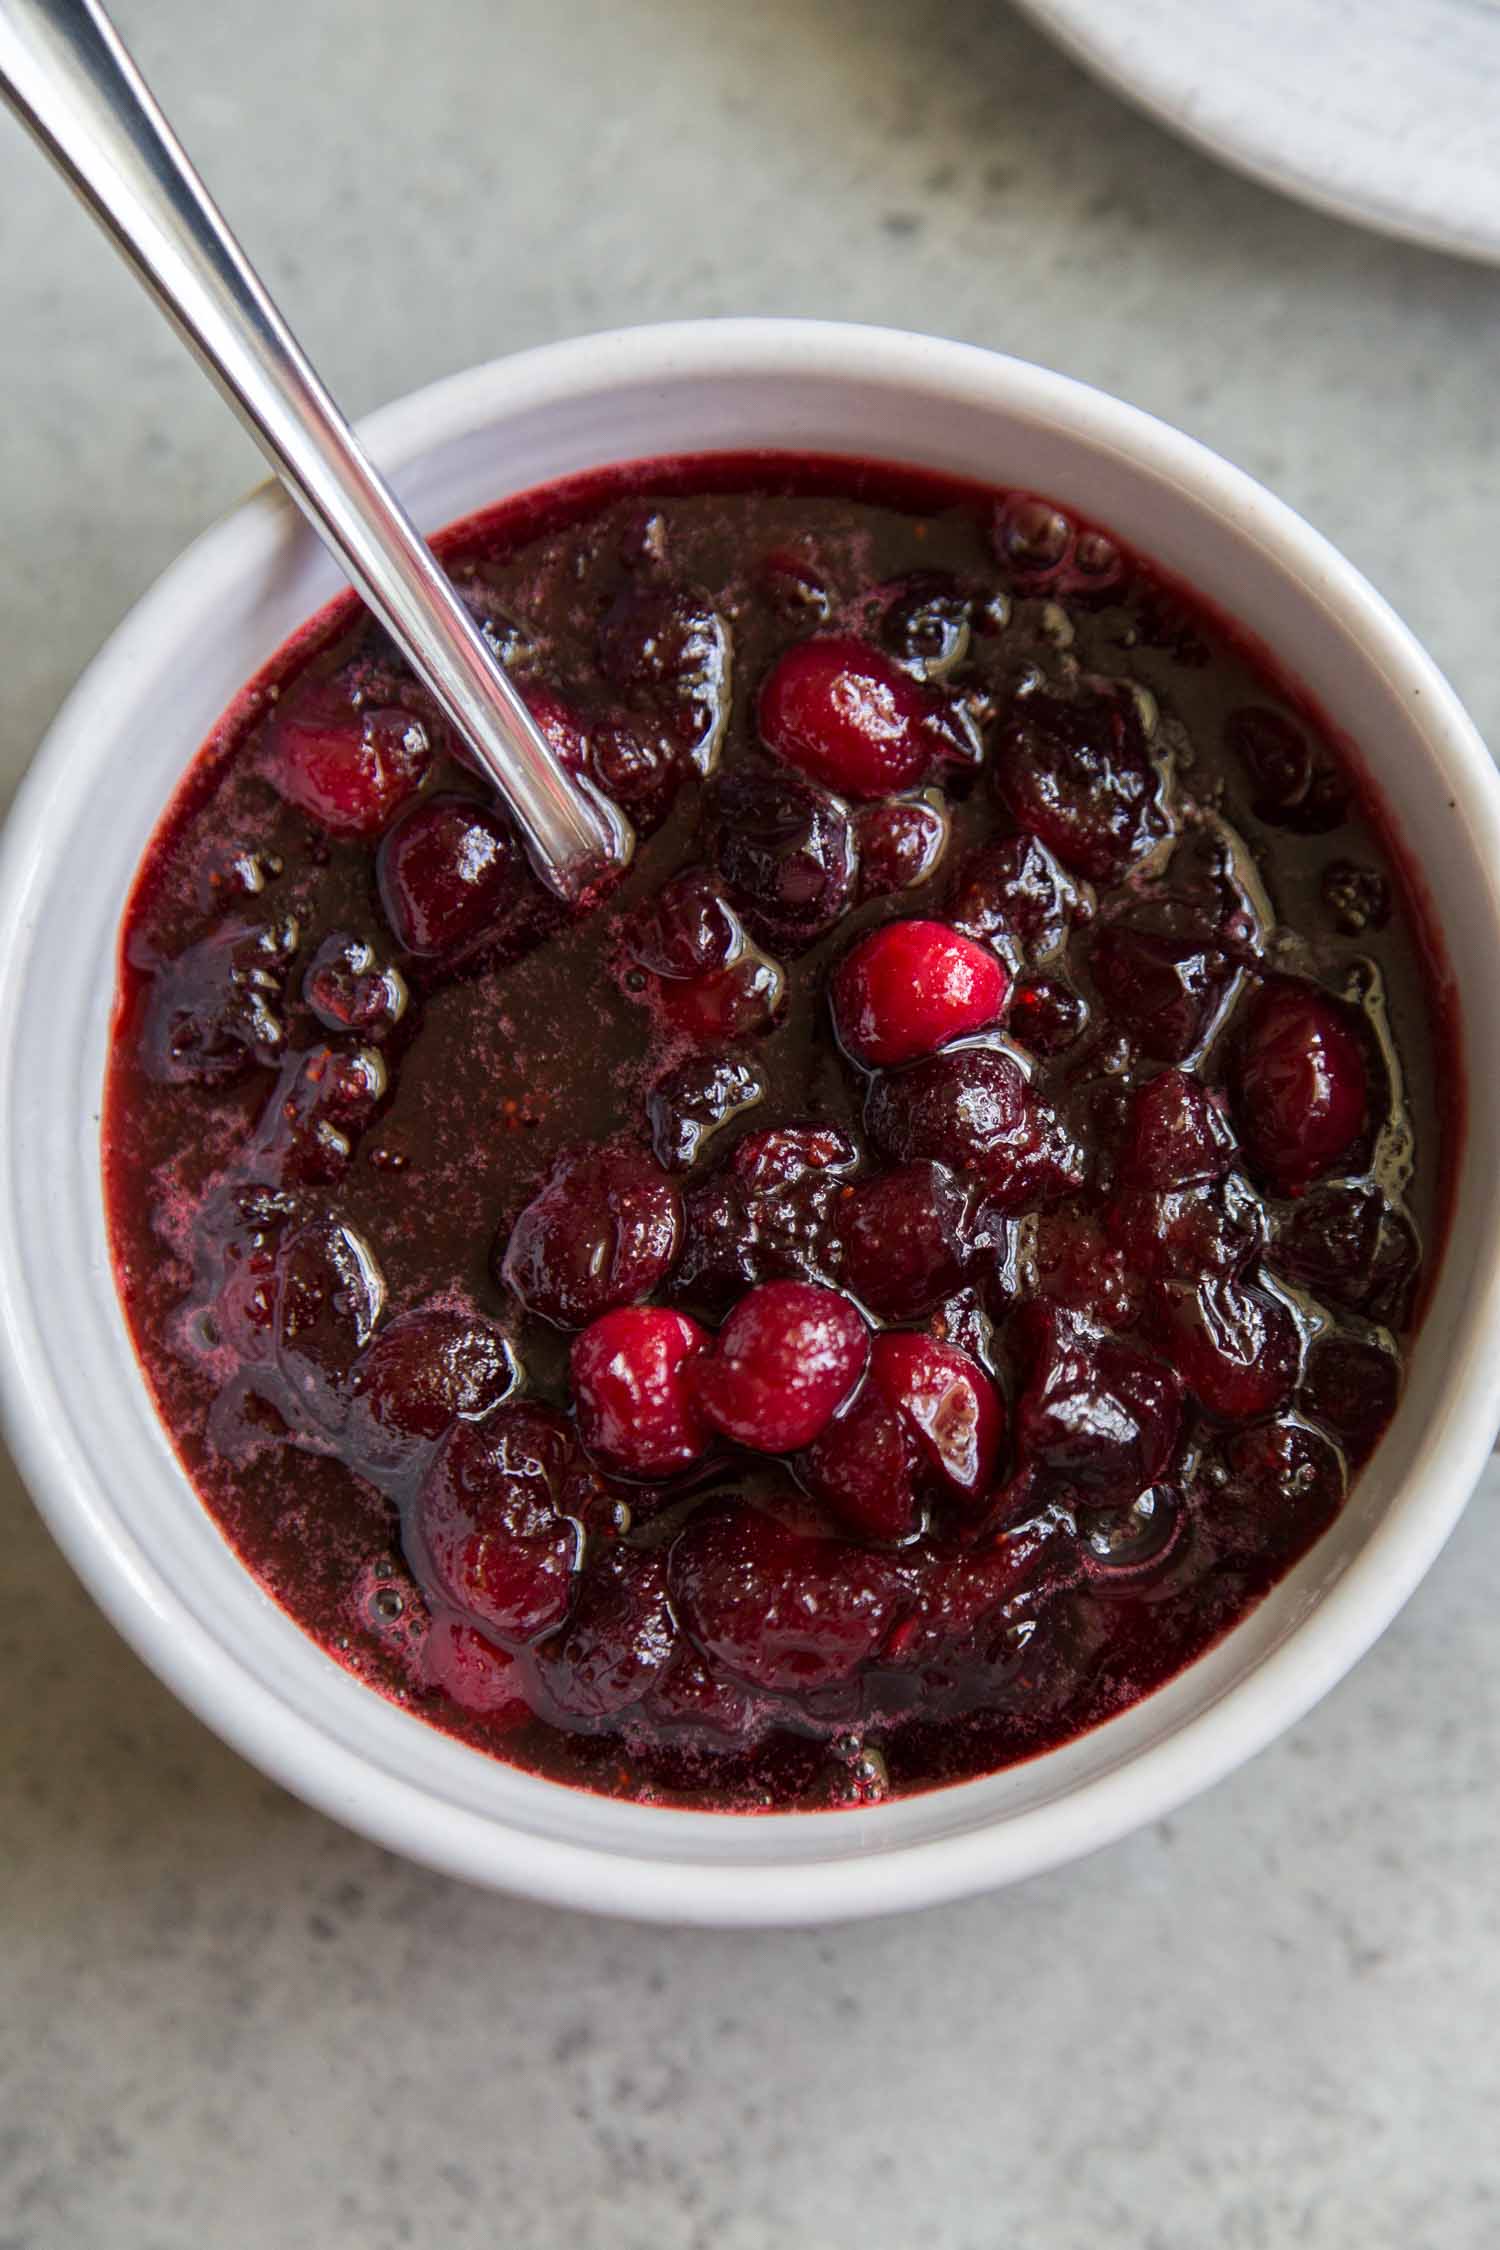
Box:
(3, 2), (1499, 2244)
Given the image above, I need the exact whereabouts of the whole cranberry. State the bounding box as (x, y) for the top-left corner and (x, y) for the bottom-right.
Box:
(423, 1613), (530, 1725)
(693, 1280), (869, 1452)
(855, 797), (948, 900)
(656, 952), (785, 1045)
(1009, 977), (1087, 1057)
(344, 1310), (518, 1482)
(1298, 1331), (1401, 1465)
(1015, 1311), (1181, 1498)
(302, 932), (407, 1039)
(265, 679), (432, 836)
(1150, 1277), (1300, 1421)
(758, 636), (958, 799)
(946, 832), (1077, 964)
(377, 794), (520, 957)
(621, 869), (743, 980)
(799, 1379), (921, 1542)
(831, 921), (1009, 1068)
(1205, 1416), (1345, 1564)
(500, 1144), (683, 1328)
(994, 687), (1166, 885)
(530, 1546), (677, 1719)
(570, 1306), (712, 1478)
(412, 1404), (590, 1643)
(869, 1331), (1003, 1507)
(713, 767), (856, 948)
(670, 1505), (906, 1691)
(1118, 1069), (1238, 1190)
(865, 1048), (1083, 1210)
(1230, 978), (1370, 1194)
(838, 1161), (968, 1319)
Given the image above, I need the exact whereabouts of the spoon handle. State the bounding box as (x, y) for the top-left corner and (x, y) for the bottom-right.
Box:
(0, 0), (628, 900)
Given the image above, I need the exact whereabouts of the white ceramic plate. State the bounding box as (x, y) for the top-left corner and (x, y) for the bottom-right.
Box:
(1013, 0), (1500, 265)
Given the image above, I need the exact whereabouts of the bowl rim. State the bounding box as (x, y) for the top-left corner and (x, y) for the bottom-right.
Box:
(5, 316), (1500, 1927)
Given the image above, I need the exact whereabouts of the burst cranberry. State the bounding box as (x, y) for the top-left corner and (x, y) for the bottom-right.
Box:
(869, 1332), (1002, 1506)
(1077, 1485), (1185, 1584)
(694, 1281), (868, 1451)
(1009, 977), (1087, 1056)
(713, 767), (856, 948)
(657, 952), (785, 1044)
(1031, 1209), (1145, 1330)
(423, 1614), (530, 1724)
(839, 1161), (968, 1319)
(674, 1125), (855, 1302)
(248, 1044), (386, 1186)
(855, 797), (948, 899)
(1299, 1331), (1401, 1464)
(500, 1144), (682, 1328)
(799, 1380), (921, 1541)
(271, 1217), (385, 1436)
(377, 793), (520, 957)
(266, 681), (432, 836)
(621, 869), (742, 979)
(883, 1517), (1064, 1670)
(995, 687), (1165, 884)
(1151, 1277), (1299, 1421)
(866, 1048), (1084, 1210)
(302, 932), (406, 1038)
(571, 1306), (712, 1478)
(647, 1055), (766, 1172)
(143, 916), (298, 1084)
(1225, 707), (1348, 833)
(947, 832), (1077, 962)
(1089, 923), (1233, 1062)
(1205, 1417), (1345, 1563)
(413, 1405), (589, 1643)
(1231, 979), (1371, 1194)
(1109, 1177), (1263, 1286)
(531, 1547), (677, 1718)
(1119, 1069), (1238, 1190)
(345, 1310), (518, 1480)
(1271, 1182), (1420, 1323)
(831, 920), (1009, 1068)
(598, 584), (730, 766)
(758, 636), (957, 799)
(670, 1505), (906, 1691)
(1015, 1312), (1181, 1497)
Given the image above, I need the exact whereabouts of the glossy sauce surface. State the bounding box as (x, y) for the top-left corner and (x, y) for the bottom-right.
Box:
(103, 454), (1453, 1811)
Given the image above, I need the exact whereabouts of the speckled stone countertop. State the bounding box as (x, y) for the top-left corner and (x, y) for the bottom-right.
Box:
(4, 4), (1499, 2243)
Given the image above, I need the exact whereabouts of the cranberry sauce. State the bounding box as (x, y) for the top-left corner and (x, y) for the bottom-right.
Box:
(103, 455), (1452, 1813)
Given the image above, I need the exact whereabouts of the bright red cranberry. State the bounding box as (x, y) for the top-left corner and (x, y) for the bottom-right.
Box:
(302, 932), (407, 1038)
(838, 1161), (968, 1319)
(413, 1405), (591, 1643)
(265, 680), (432, 836)
(674, 1125), (855, 1304)
(423, 1613), (529, 1725)
(693, 1281), (868, 1452)
(500, 1144), (682, 1328)
(995, 687), (1165, 885)
(570, 1306), (712, 1478)
(376, 793), (520, 957)
(946, 833), (1077, 963)
(1205, 1417), (1345, 1563)
(758, 637), (957, 799)
(1271, 1182), (1420, 1323)
(1089, 923), (1233, 1062)
(869, 1332), (1002, 1507)
(1009, 977), (1087, 1056)
(1298, 1331), (1401, 1465)
(855, 797), (948, 900)
(714, 767), (856, 948)
(1151, 1277), (1299, 1421)
(1015, 1311), (1181, 1497)
(831, 920), (1009, 1068)
(799, 1379), (921, 1542)
(143, 916), (298, 1084)
(531, 1547), (677, 1718)
(865, 1048), (1084, 1210)
(670, 1505), (906, 1691)
(1231, 979), (1371, 1195)
(344, 1311), (518, 1480)
(647, 1054), (766, 1172)
(272, 1217), (385, 1435)
(1119, 1069), (1238, 1190)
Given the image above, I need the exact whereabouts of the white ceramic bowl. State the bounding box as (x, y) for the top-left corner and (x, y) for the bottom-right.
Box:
(4, 319), (1500, 1927)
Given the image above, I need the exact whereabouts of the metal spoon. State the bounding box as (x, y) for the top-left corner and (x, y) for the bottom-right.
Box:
(0, 0), (631, 903)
